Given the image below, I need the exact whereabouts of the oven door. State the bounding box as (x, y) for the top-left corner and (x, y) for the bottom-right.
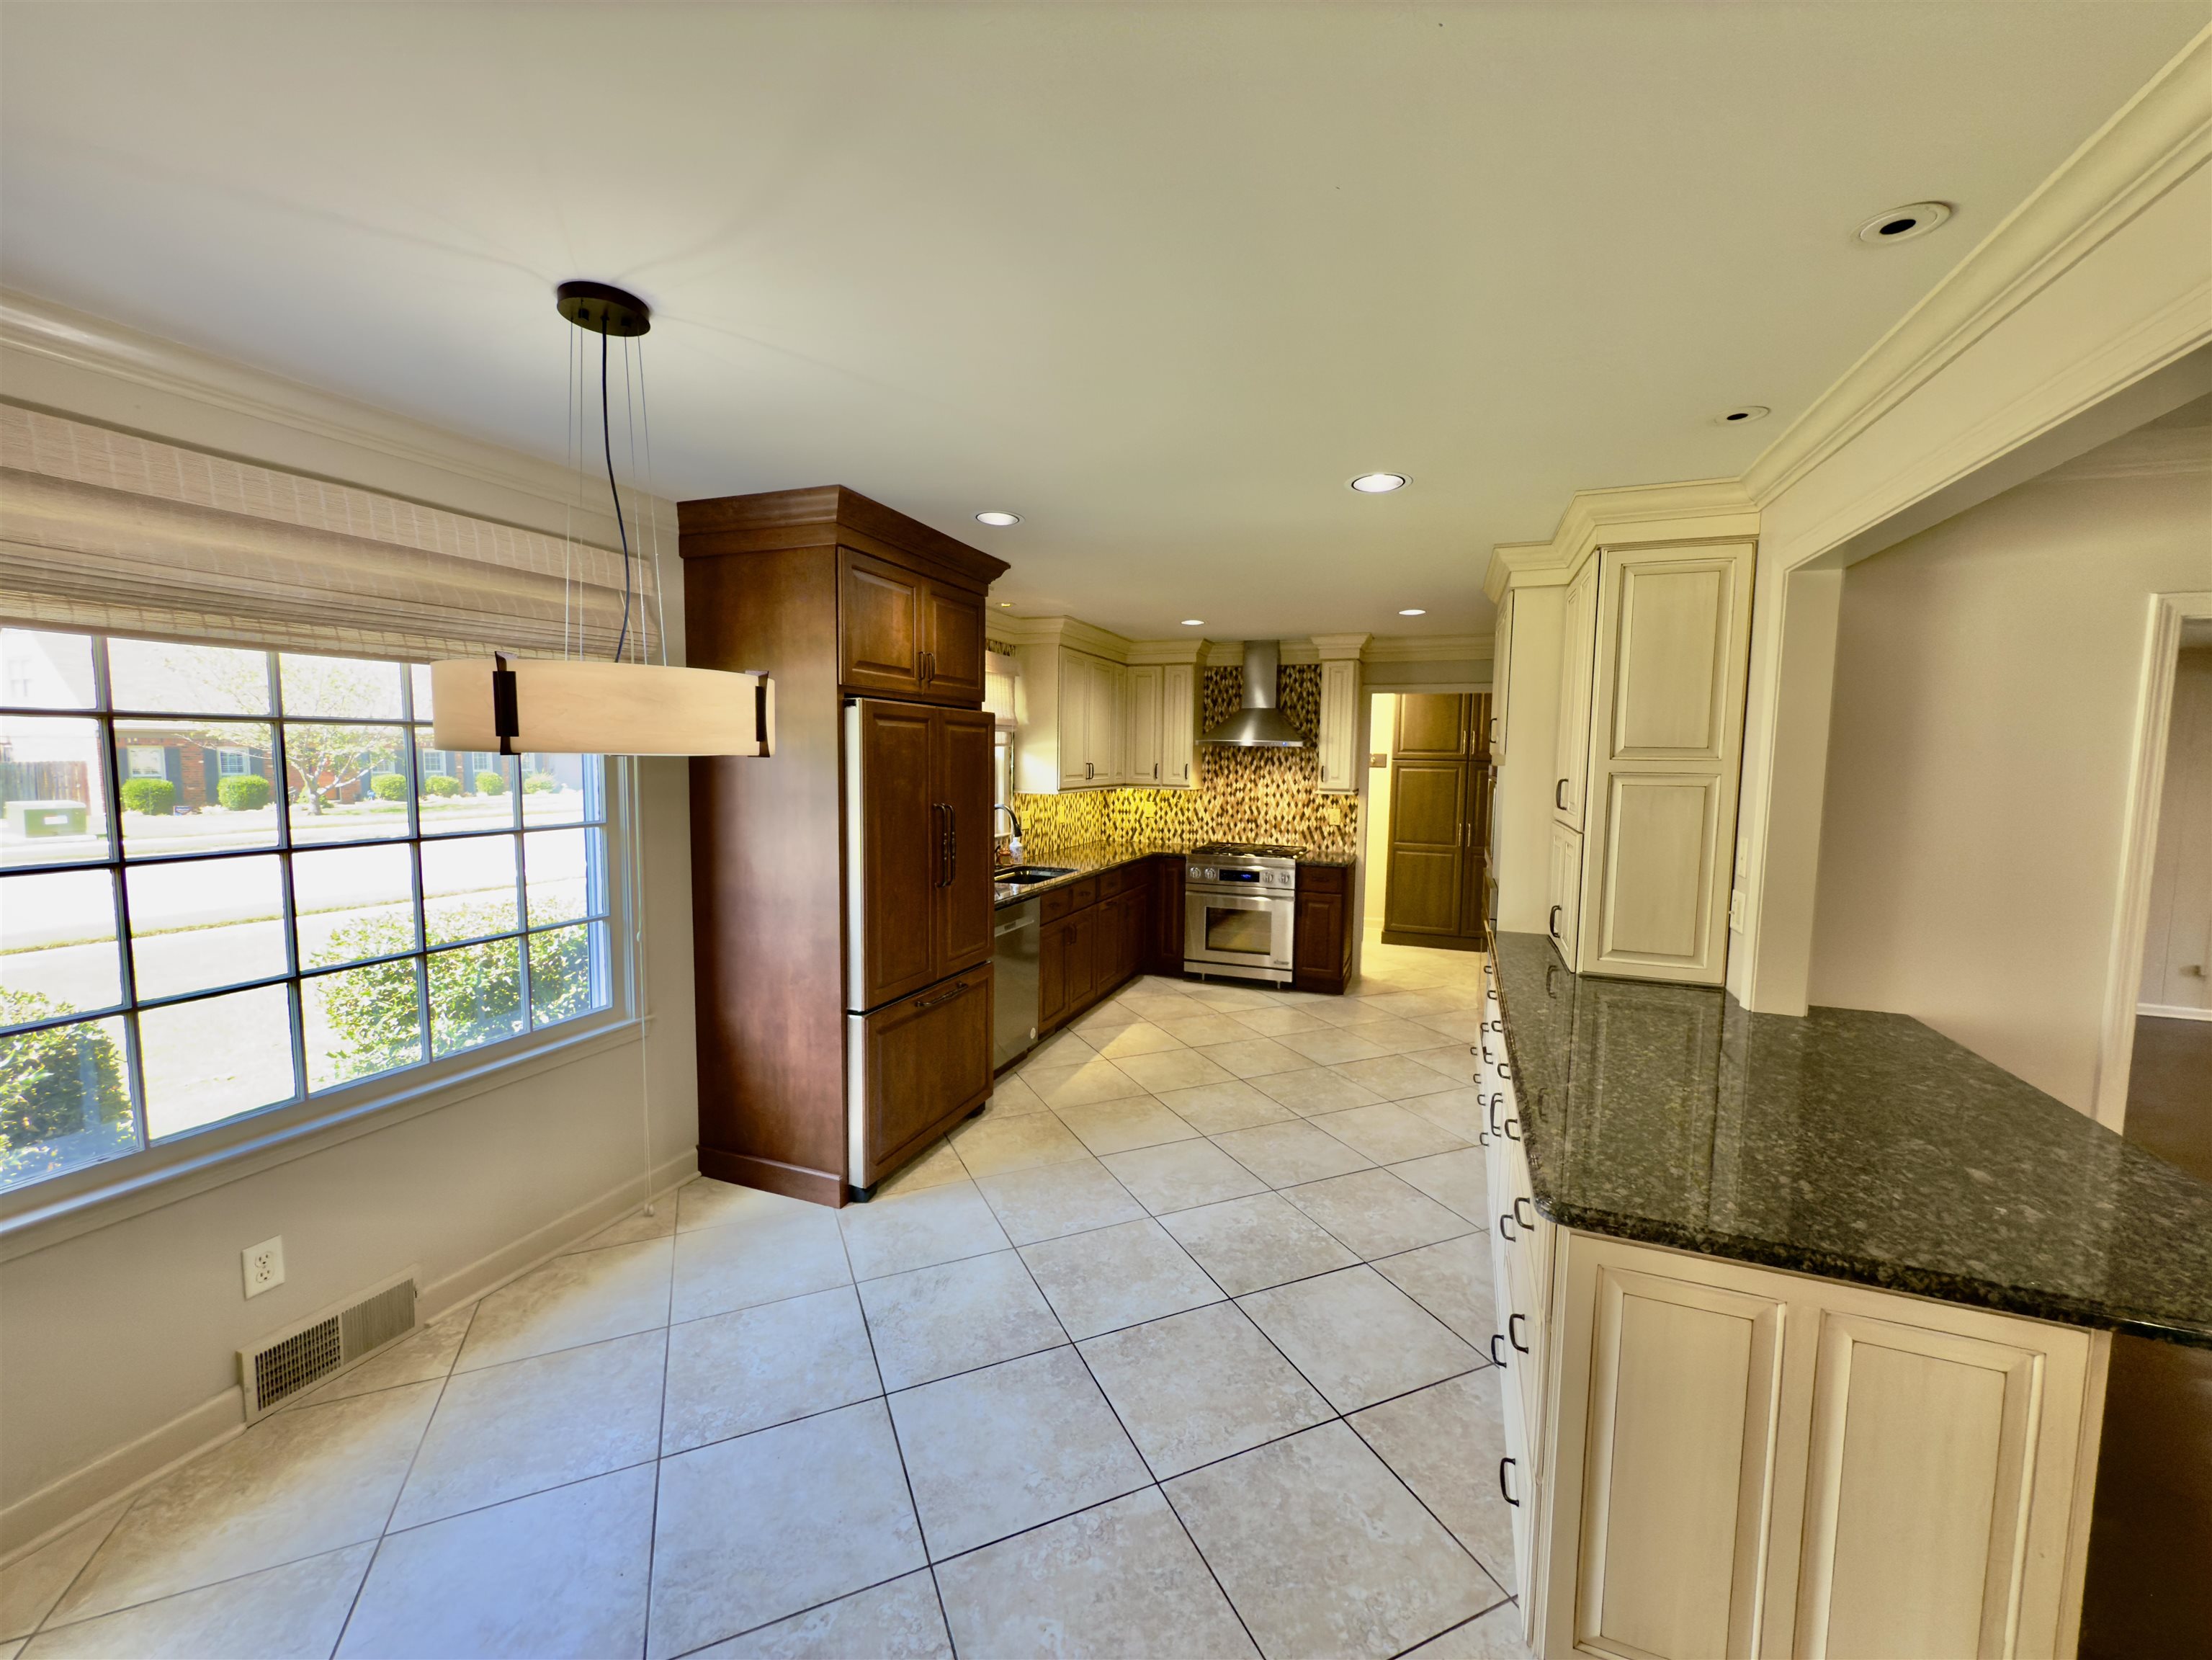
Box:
(1185, 887), (1294, 978)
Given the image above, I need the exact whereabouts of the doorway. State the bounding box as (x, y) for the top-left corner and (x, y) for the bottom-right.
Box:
(1378, 692), (1491, 949)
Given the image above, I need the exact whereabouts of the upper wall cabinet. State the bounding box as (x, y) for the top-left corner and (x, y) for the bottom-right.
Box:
(1491, 589), (1516, 759)
(1316, 658), (1361, 794)
(1014, 632), (1199, 793)
(1549, 541), (1754, 983)
(838, 548), (988, 706)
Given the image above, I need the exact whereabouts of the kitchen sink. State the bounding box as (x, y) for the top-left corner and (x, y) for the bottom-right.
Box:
(994, 865), (1077, 885)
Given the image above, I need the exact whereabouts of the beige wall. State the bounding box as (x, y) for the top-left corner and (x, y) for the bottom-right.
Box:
(0, 306), (700, 1550)
(2141, 646), (2212, 1012)
(1808, 422), (2211, 1112)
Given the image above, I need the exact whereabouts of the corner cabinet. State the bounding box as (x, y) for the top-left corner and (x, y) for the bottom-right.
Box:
(1549, 542), (1752, 985)
(1015, 634), (1200, 792)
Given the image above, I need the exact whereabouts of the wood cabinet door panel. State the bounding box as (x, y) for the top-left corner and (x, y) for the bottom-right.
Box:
(1154, 856), (1185, 970)
(935, 708), (996, 976)
(839, 550), (924, 697)
(854, 700), (939, 1007)
(1160, 664), (1196, 788)
(922, 583), (987, 702)
(1557, 556), (1600, 828)
(857, 967), (993, 1184)
(1596, 773), (1719, 968)
(1610, 558), (1736, 760)
(1294, 891), (1343, 976)
(1127, 665), (1163, 786)
(1394, 692), (1469, 758)
(1385, 759), (1467, 934)
(1069, 906), (1098, 1008)
(1039, 916), (1073, 1027)
(1058, 652), (1095, 787)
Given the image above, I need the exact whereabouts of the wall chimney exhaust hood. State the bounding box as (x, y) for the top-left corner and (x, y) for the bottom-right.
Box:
(1200, 641), (1306, 747)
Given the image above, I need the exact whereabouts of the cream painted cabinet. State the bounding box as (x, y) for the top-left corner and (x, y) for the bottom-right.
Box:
(1056, 651), (1097, 787)
(1546, 822), (1582, 962)
(1316, 658), (1361, 793)
(1554, 558), (1599, 830)
(1160, 662), (1197, 788)
(1126, 664), (1163, 785)
(1093, 659), (1127, 784)
(1492, 589), (1516, 759)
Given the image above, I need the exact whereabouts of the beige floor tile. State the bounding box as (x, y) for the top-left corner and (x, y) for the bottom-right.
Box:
(839, 1179), (1011, 1281)
(1155, 1012), (1258, 1048)
(877, 1137), (972, 1196)
(1304, 996), (1400, 1027)
(671, 1208), (851, 1325)
(678, 1178), (807, 1234)
(1190, 1035), (1309, 1079)
(982, 1074), (1050, 1115)
(568, 1202), (679, 1251)
(1400, 1602), (1535, 1659)
(341, 1466), (654, 1659)
(1330, 1054), (1462, 1102)
(1021, 1218), (1224, 1339)
(1164, 1421), (1495, 1660)
(1020, 1028), (1101, 1072)
(1021, 1056), (1147, 1110)
(1158, 1193), (1360, 1296)
(1248, 1065), (1387, 1117)
(1088, 1020), (1188, 1059)
(856, 1250), (1066, 1391)
(1309, 1102), (1471, 1164)
(1111, 1048), (1236, 1094)
(1184, 986), (1276, 1012)
(1350, 1371), (1515, 1590)
(1117, 991), (1212, 1025)
(700, 1571), (951, 1659)
(887, 1348), (1150, 1561)
(287, 1310), (470, 1412)
(53, 1382), (439, 1624)
(1407, 1043), (1479, 1081)
(1391, 1147), (1489, 1221)
(664, 1285), (879, 1454)
(1404, 1088), (1485, 1141)
(1054, 1095), (1201, 1156)
(1339, 1016), (1452, 1054)
(30, 1543), (371, 1660)
(1281, 1168), (1474, 1259)
(1080, 1303), (1331, 1478)
(936, 1489), (1258, 1659)
(1, 1506), (125, 1642)
(974, 1158), (1146, 1244)
(1152, 1079), (1297, 1135)
(1372, 1236), (1498, 1347)
(1273, 1025), (1391, 1065)
(391, 1330), (664, 1529)
(1072, 998), (1149, 1034)
(1410, 1009), (1489, 1045)
(1238, 1267), (1477, 1413)
(650, 1401), (924, 1659)
(1101, 1139), (1267, 1214)
(1228, 1004), (1330, 1038)
(457, 1236), (673, 1371)
(951, 1110), (1091, 1177)
(1209, 1120), (1374, 1189)
(1354, 990), (1464, 1020)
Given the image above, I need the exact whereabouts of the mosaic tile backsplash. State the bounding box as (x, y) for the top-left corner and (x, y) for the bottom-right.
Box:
(1008, 664), (1361, 860)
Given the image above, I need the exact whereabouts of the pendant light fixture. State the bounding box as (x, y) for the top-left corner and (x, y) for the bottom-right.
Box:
(431, 280), (774, 757)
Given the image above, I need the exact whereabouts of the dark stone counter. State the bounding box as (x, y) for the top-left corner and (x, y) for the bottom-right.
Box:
(1490, 931), (2212, 1347)
(995, 842), (1356, 908)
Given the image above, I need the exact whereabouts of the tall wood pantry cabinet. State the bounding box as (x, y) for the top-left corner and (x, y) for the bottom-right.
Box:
(680, 486), (1010, 1205)
(1382, 692), (1492, 947)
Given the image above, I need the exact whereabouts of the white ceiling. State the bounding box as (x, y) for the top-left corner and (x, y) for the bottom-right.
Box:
(2, 3), (2203, 643)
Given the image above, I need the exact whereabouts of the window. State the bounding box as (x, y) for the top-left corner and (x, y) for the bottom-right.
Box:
(0, 629), (616, 1195)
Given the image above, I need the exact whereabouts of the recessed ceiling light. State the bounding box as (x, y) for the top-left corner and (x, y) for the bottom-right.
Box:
(1349, 473), (1408, 494)
(998, 600), (1013, 607)
(1718, 406), (1770, 425)
(1399, 608), (1427, 616)
(1181, 619), (1205, 627)
(975, 511), (1021, 527)
(1856, 202), (1952, 245)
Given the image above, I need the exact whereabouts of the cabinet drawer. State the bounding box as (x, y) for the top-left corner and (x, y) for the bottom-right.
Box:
(1070, 877), (1098, 910)
(849, 966), (993, 1188)
(1100, 865), (1125, 898)
(1042, 885), (1075, 922)
(1296, 862), (1346, 894)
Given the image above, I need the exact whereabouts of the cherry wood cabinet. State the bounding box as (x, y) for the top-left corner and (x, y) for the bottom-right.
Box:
(1032, 855), (1161, 1035)
(1293, 863), (1352, 994)
(681, 486), (1008, 1206)
(1384, 693), (1492, 951)
(1151, 854), (1184, 973)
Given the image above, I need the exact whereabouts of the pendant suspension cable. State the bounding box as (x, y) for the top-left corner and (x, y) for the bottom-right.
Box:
(635, 338), (670, 669)
(601, 329), (635, 664)
(621, 334), (642, 664)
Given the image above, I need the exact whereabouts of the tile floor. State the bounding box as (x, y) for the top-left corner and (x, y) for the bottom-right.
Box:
(0, 938), (1536, 1660)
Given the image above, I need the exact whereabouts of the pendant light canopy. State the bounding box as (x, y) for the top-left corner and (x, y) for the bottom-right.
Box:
(430, 281), (776, 758)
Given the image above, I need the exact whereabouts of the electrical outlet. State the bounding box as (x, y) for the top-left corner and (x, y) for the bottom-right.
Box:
(242, 1236), (285, 1299)
(1728, 890), (1746, 934)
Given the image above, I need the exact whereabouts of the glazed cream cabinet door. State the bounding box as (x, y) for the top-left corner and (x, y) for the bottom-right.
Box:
(1127, 664), (1163, 786)
(1161, 663), (1197, 788)
(1492, 589), (1516, 759)
(1547, 822), (1583, 968)
(1317, 658), (1361, 793)
(1094, 659), (1127, 785)
(1554, 556), (1600, 831)
(1057, 651), (1095, 788)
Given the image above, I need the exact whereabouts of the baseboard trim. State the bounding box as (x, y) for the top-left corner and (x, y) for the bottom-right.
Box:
(2137, 1002), (2212, 1023)
(0, 1146), (699, 1563)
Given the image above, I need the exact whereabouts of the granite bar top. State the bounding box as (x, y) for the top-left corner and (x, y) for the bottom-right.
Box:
(994, 842), (1356, 908)
(1490, 931), (2212, 1347)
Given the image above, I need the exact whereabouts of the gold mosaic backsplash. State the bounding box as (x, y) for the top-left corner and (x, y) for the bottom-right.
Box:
(1008, 664), (1360, 859)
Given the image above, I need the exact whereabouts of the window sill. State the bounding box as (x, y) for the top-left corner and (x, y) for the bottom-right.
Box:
(0, 1012), (645, 1263)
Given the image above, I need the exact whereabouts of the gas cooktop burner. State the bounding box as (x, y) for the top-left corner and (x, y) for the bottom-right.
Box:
(1190, 841), (1304, 860)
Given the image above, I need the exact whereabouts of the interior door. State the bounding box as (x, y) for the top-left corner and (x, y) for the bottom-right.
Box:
(935, 708), (995, 978)
(1386, 758), (1468, 935)
(854, 701), (939, 1007)
(921, 583), (987, 702)
(839, 550), (925, 697)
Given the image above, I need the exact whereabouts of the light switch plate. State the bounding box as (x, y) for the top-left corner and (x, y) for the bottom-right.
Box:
(243, 1236), (285, 1298)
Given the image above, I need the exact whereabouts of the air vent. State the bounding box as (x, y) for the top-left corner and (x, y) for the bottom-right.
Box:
(238, 1269), (420, 1421)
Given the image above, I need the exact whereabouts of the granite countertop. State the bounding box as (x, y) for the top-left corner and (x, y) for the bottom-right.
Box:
(994, 842), (1355, 907)
(1490, 930), (2212, 1347)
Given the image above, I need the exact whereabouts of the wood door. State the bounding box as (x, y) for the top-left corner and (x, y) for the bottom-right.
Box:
(1039, 915), (1075, 1027)
(921, 582), (987, 702)
(1059, 652), (1095, 787)
(1068, 904), (1098, 1009)
(1088, 659), (1124, 785)
(1395, 692), (1471, 758)
(1160, 664), (1196, 789)
(1294, 890), (1344, 983)
(839, 550), (925, 697)
(1459, 759), (1494, 938)
(1153, 854), (1185, 970)
(935, 708), (995, 977)
(854, 966), (993, 1187)
(1127, 665), (1163, 786)
(854, 701), (940, 1007)
(1385, 759), (1468, 935)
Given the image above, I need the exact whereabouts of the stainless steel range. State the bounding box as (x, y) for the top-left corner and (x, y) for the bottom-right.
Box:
(1184, 841), (1300, 984)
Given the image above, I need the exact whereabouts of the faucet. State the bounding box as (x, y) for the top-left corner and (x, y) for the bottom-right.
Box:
(993, 803), (1024, 866)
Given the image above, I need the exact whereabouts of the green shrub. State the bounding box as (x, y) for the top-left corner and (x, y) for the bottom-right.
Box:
(218, 773), (272, 811)
(120, 777), (175, 816)
(473, 770), (509, 796)
(0, 989), (131, 1151)
(424, 775), (461, 798)
(371, 773), (411, 802)
(523, 775), (560, 795)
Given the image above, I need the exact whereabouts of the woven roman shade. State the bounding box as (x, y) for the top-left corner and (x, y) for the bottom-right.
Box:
(0, 404), (662, 662)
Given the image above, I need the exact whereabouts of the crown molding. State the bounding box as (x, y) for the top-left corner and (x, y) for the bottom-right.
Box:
(1742, 23), (2212, 508)
(1361, 634), (1491, 664)
(1124, 639), (1210, 666)
(1483, 478), (1759, 599)
(991, 612), (1133, 660)
(1309, 633), (1370, 662)
(2036, 421), (2211, 483)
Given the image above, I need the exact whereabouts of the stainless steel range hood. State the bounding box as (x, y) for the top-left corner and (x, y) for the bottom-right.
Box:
(1199, 641), (1306, 748)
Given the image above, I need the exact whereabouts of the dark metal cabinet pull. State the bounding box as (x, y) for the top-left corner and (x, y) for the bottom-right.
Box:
(1514, 1197), (1536, 1230)
(946, 807), (957, 882)
(1508, 1312), (1529, 1353)
(1498, 1210), (1518, 1242)
(1554, 778), (1567, 809)
(1504, 1118), (1521, 1141)
(1490, 1333), (1508, 1367)
(1549, 904), (1562, 940)
(1500, 1457), (1519, 1507)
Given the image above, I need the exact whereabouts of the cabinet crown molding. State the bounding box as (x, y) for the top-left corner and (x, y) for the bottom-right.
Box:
(992, 613), (1134, 659)
(1485, 480), (1759, 600)
(1363, 633), (1492, 664)
(1309, 632), (1371, 661)
(676, 486), (1009, 590)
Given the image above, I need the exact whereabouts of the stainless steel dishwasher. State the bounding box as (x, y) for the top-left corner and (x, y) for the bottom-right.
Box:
(993, 898), (1042, 1068)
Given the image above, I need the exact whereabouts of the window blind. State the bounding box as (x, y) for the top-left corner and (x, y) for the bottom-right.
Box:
(0, 404), (662, 662)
